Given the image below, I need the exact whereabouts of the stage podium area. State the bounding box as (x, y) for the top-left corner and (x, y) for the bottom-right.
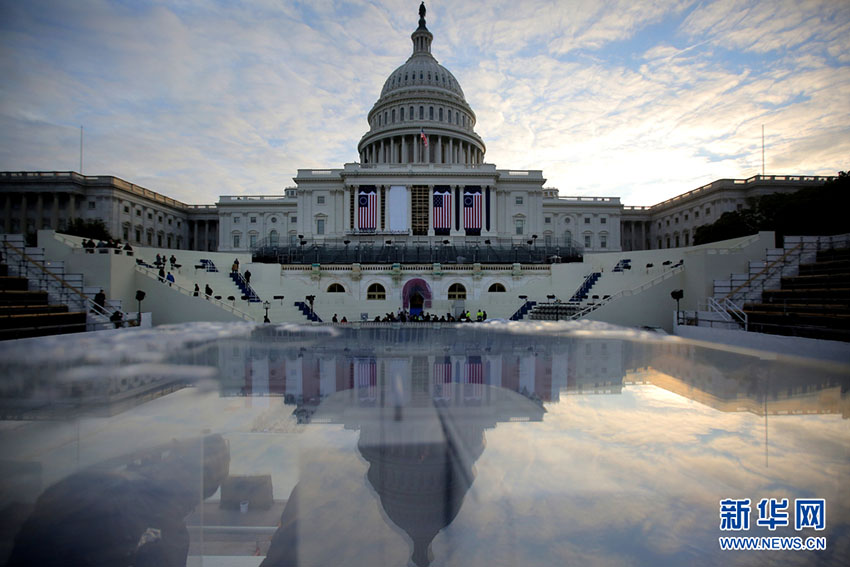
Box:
(251, 236), (582, 266)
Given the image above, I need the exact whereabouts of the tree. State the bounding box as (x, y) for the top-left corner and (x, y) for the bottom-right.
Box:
(60, 218), (113, 241)
(694, 171), (850, 246)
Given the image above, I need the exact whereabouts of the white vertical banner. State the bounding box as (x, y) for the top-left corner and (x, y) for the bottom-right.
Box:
(519, 355), (536, 395)
(285, 356), (303, 399)
(388, 185), (409, 232)
(486, 355), (502, 388)
(319, 358), (336, 397)
(385, 358), (411, 405)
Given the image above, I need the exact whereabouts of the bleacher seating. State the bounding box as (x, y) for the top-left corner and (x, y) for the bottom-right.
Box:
(0, 271), (86, 340)
(200, 259), (219, 272)
(744, 247), (850, 341)
(612, 259), (632, 272)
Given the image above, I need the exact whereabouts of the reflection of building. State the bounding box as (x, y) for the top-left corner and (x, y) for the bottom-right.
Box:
(214, 327), (849, 420)
(0, 4), (836, 254)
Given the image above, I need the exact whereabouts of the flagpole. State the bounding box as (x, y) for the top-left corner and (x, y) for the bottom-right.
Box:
(79, 125), (84, 174)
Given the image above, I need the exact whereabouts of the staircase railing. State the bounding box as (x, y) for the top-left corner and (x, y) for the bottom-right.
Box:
(135, 265), (255, 321)
(2, 238), (115, 330)
(707, 296), (747, 330)
(723, 242), (802, 304)
(569, 264), (684, 320)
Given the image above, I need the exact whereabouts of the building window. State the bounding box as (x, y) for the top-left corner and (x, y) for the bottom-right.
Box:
(601, 217), (607, 224)
(327, 283), (345, 293)
(250, 216), (257, 223)
(695, 211), (699, 218)
(666, 219), (670, 226)
(488, 283), (506, 292)
(705, 207), (711, 215)
(177, 221), (181, 228)
(400, 107), (405, 121)
(584, 217), (590, 224)
(88, 201), (96, 209)
(249, 233), (258, 248)
(515, 196), (523, 205)
(447, 109), (452, 123)
(515, 218), (524, 235)
(392, 109), (395, 123)
(674, 217), (678, 224)
(157, 234), (163, 247)
(367, 283), (386, 300)
(584, 234), (592, 248)
(271, 217), (277, 223)
(234, 217), (240, 224)
(439, 107), (443, 121)
(684, 214), (688, 221)
(291, 216), (297, 223)
(736, 203), (743, 211)
(685, 232), (690, 246)
(316, 218), (325, 235)
(123, 205), (130, 213)
(317, 195), (325, 204)
(123, 226), (129, 241)
(147, 232), (153, 245)
(419, 106), (424, 119)
(135, 228), (141, 242)
(158, 216), (163, 222)
(148, 212), (153, 220)
(269, 230), (279, 245)
(233, 234), (241, 248)
(429, 106), (434, 120)
(168, 218), (172, 225)
(136, 209), (141, 216)
(600, 235), (607, 248)
(448, 283), (467, 300)
(544, 217), (551, 224)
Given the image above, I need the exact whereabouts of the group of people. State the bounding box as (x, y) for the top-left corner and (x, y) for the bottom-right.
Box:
(90, 288), (127, 329)
(193, 283), (215, 299)
(81, 238), (132, 253)
(350, 309), (489, 323)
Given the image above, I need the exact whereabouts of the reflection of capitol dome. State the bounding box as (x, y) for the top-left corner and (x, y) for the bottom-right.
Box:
(358, 413), (486, 567)
(358, 3), (486, 165)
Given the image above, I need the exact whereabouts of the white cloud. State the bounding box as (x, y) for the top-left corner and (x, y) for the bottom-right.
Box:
(0, 0), (847, 206)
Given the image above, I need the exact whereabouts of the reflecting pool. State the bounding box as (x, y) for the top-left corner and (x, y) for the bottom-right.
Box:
(0, 322), (848, 566)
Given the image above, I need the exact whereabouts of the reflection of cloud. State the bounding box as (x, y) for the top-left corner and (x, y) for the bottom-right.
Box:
(433, 383), (849, 565)
(1, 1), (847, 206)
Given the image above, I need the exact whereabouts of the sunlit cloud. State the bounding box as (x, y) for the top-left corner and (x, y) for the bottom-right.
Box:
(0, 0), (847, 206)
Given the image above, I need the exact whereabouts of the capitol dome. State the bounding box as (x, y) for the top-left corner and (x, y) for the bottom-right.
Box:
(357, 3), (486, 166)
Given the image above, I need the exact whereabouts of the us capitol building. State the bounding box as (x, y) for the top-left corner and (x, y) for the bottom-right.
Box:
(0, 4), (834, 258)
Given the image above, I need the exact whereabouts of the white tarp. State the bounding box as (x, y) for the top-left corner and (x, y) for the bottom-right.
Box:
(388, 185), (409, 232)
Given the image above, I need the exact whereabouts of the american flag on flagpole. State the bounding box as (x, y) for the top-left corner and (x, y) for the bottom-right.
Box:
(420, 128), (429, 148)
(433, 190), (452, 230)
(464, 356), (483, 399)
(433, 357), (452, 400)
(463, 190), (481, 230)
(358, 189), (376, 231)
(355, 358), (377, 401)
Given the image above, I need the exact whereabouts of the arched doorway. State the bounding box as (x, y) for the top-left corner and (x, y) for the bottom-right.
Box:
(402, 278), (432, 314)
(410, 291), (425, 315)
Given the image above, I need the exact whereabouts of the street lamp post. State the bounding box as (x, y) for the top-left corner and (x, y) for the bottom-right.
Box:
(263, 300), (271, 323)
(135, 290), (145, 325)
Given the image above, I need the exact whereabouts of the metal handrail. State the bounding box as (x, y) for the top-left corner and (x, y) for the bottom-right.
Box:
(134, 265), (255, 322)
(2, 239), (118, 331)
(723, 242), (803, 302)
(569, 264), (685, 320)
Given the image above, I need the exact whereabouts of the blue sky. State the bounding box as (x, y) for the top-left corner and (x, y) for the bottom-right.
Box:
(1, 0), (848, 206)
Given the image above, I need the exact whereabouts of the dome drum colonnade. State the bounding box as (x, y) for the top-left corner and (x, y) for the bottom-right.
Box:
(357, 3), (486, 166)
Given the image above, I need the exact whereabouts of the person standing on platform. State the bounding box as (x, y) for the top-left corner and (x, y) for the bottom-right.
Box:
(244, 270), (251, 284)
(205, 284), (213, 299)
(193, 283), (200, 297)
(166, 272), (175, 287)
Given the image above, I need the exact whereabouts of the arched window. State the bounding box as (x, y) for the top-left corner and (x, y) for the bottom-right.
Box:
(400, 107), (405, 121)
(419, 106), (424, 119)
(391, 109), (396, 123)
(488, 283), (506, 292)
(269, 230), (279, 246)
(448, 283), (466, 300)
(429, 106), (434, 120)
(327, 283), (345, 293)
(367, 283), (386, 300)
(447, 109), (452, 123)
(439, 107), (443, 121)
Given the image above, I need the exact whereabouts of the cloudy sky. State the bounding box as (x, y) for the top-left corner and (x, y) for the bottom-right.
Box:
(1, 0), (848, 206)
